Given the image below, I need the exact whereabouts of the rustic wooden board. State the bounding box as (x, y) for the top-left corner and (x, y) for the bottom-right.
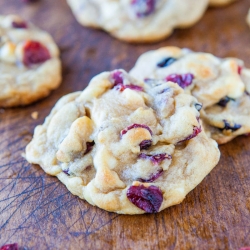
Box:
(0, 0), (250, 249)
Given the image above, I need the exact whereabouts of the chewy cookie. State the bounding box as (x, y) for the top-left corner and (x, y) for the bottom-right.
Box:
(130, 46), (250, 144)
(25, 70), (220, 214)
(201, 91), (250, 144)
(67, 0), (209, 43)
(0, 15), (61, 107)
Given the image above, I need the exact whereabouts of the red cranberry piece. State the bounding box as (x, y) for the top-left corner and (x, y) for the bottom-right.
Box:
(238, 66), (243, 75)
(124, 84), (143, 91)
(12, 21), (27, 29)
(165, 73), (194, 89)
(84, 141), (95, 155)
(239, 248), (250, 250)
(139, 140), (152, 150)
(23, 40), (51, 67)
(111, 71), (143, 92)
(138, 169), (163, 183)
(63, 169), (70, 176)
(0, 243), (18, 250)
(139, 153), (171, 165)
(221, 120), (241, 132)
(127, 185), (163, 213)
(121, 124), (152, 137)
(244, 133), (250, 136)
(131, 0), (156, 18)
(217, 96), (235, 107)
(157, 57), (177, 68)
(114, 84), (143, 92)
(112, 71), (123, 85)
(179, 126), (202, 143)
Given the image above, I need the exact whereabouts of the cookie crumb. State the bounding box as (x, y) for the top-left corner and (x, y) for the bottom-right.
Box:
(31, 111), (39, 120)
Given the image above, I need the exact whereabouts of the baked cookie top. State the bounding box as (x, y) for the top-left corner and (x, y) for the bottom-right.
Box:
(25, 70), (220, 214)
(67, 0), (209, 43)
(130, 46), (250, 144)
(0, 15), (61, 107)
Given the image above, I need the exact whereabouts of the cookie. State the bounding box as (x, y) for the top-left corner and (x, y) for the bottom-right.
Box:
(0, 15), (61, 107)
(25, 70), (220, 214)
(209, 0), (237, 6)
(67, 0), (209, 43)
(130, 46), (250, 144)
(201, 92), (250, 144)
(201, 69), (250, 144)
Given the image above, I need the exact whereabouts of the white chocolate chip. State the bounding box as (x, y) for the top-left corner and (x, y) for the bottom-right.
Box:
(0, 42), (16, 63)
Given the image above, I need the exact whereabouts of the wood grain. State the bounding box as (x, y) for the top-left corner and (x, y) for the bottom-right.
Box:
(0, 0), (250, 249)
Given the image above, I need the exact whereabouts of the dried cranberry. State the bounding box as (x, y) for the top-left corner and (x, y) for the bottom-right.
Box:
(195, 103), (202, 111)
(239, 248), (250, 250)
(131, 0), (156, 17)
(0, 243), (18, 250)
(165, 73), (194, 89)
(179, 126), (202, 143)
(63, 169), (70, 176)
(124, 84), (143, 91)
(127, 185), (163, 213)
(238, 66), (243, 75)
(111, 71), (143, 92)
(139, 140), (152, 150)
(217, 96), (235, 107)
(138, 169), (163, 183)
(23, 40), (51, 67)
(157, 57), (177, 68)
(12, 21), (27, 29)
(221, 120), (241, 132)
(244, 133), (250, 137)
(139, 153), (171, 165)
(115, 84), (143, 92)
(121, 124), (153, 137)
(84, 141), (95, 155)
(112, 71), (123, 85)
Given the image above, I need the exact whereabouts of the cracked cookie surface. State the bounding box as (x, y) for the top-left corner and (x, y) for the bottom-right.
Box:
(25, 70), (220, 214)
(130, 46), (250, 144)
(0, 15), (61, 107)
(67, 0), (209, 43)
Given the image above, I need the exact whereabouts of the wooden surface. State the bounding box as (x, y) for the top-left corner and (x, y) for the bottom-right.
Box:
(0, 0), (250, 249)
